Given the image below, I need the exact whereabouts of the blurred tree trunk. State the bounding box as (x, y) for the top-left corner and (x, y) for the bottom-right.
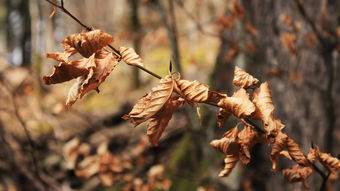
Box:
(129, 0), (142, 88)
(210, 31), (234, 93)
(5, 0), (32, 66)
(151, 0), (182, 73)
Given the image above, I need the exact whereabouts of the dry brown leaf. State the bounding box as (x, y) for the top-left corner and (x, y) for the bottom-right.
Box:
(78, 50), (119, 98)
(210, 127), (239, 155)
(61, 50), (118, 106)
(62, 29), (114, 58)
(123, 74), (174, 127)
(218, 88), (255, 119)
(252, 82), (274, 122)
(233, 66), (259, 88)
(43, 53), (95, 85)
(176, 79), (210, 104)
(282, 165), (313, 190)
(62, 138), (90, 169)
(280, 150), (292, 160)
(237, 126), (266, 164)
(280, 32), (297, 55)
(223, 48), (238, 62)
(270, 132), (288, 171)
(306, 148), (317, 163)
(207, 91), (226, 102)
(48, 7), (57, 18)
(46, 47), (77, 63)
(245, 23), (258, 36)
(147, 97), (184, 146)
(316, 150), (340, 171)
(230, 1), (244, 19)
(219, 154), (239, 177)
(76, 143), (132, 186)
(216, 15), (235, 30)
(119, 47), (144, 67)
(216, 108), (231, 128)
(286, 138), (309, 166)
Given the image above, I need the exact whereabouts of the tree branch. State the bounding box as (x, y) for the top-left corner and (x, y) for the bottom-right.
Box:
(293, 0), (325, 45)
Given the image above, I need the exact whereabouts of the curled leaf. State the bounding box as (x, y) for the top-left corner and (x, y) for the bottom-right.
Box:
(306, 148), (317, 163)
(76, 143), (132, 186)
(316, 150), (340, 171)
(270, 132), (288, 171)
(175, 79), (209, 104)
(210, 127), (239, 154)
(252, 82), (274, 122)
(217, 108), (231, 128)
(218, 88), (255, 119)
(46, 47), (77, 63)
(119, 47), (144, 67)
(233, 66), (259, 88)
(286, 138), (309, 166)
(62, 30), (114, 58)
(147, 97), (184, 146)
(79, 50), (119, 98)
(123, 74), (174, 127)
(63, 138), (90, 169)
(280, 32), (297, 55)
(43, 54), (96, 85)
(282, 165), (312, 190)
(219, 154), (239, 177)
(237, 126), (266, 164)
(61, 51), (118, 106)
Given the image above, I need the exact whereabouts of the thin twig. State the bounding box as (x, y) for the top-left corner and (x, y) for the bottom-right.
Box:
(44, 0), (121, 57)
(1, 81), (47, 190)
(320, 170), (331, 191)
(293, 0), (325, 45)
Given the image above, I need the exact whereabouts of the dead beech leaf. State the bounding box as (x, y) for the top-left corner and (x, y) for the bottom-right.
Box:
(48, 7), (57, 18)
(223, 127), (239, 138)
(230, 1), (244, 19)
(316, 149), (340, 171)
(62, 30), (114, 58)
(79, 50), (119, 98)
(43, 54), (95, 85)
(252, 82), (274, 122)
(223, 48), (238, 62)
(217, 108), (231, 128)
(237, 126), (266, 164)
(219, 154), (239, 177)
(123, 74), (174, 127)
(286, 138), (309, 166)
(282, 165), (313, 190)
(62, 137), (90, 169)
(210, 127), (239, 154)
(280, 32), (297, 55)
(207, 91), (226, 102)
(61, 50), (118, 106)
(119, 47), (144, 67)
(218, 88), (255, 119)
(76, 143), (132, 186)
(147, 97), (184, 146)
(270, 132), (288, 171)
(175, 79), (209, 104)
(245, 23), (258, 36)
(233, 66), (259, 88)
(46, 47), (77, 63)
(306, 148), (317, 163)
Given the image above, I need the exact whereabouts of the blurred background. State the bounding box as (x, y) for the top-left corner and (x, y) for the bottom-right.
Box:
(0, 0), (339, 190)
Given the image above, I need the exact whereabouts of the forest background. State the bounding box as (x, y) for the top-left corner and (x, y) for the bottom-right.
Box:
(0, 0), (339, 190)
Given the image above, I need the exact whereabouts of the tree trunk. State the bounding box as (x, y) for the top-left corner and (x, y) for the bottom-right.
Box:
(129, 0), (142, 88)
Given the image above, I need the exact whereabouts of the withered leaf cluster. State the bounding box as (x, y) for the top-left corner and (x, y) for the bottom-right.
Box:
(123, 72), (223, 146)
(43, 30), (144, 106)
(210, 67), (340, 189)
